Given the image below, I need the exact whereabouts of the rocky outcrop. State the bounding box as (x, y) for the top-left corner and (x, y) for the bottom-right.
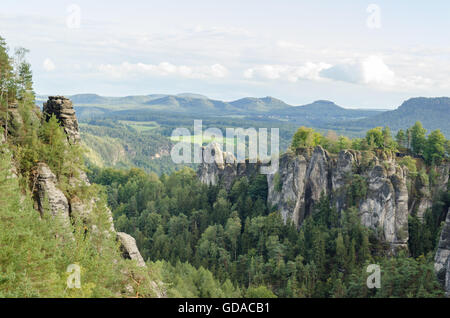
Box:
(446, 258), (450, 297)
(411, 163), (449, 219)
(43, 96), (81, 143)
(304, 146), (330, 222)
(38, 96), (146, 267)
(332, 150), (359, 203)
(267, 153), (307, 226)
(35, 162), (71, 228)
(198, 146), (410, 249)
(117, 232), (146, 267)
(435, 209), (450, 296)
(197, 142), (261, 190)
(412, 175), (433, 219)
(359, 164), (409, 250)
(435, 163), (450, 193)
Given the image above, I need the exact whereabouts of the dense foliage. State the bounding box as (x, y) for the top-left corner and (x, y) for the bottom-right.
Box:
(1, 34), (448, 298)
(90, 164), (446, 297)
(291, 124), (449, 165)
(0, 35), (159, 298)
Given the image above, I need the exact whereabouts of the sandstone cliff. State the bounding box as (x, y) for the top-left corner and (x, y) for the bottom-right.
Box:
(198, 142), (449, 293)
(37, 97), (147, 268)
(43, 96), (81, 144)
(435, 209), (450, 296)
(197, 142), (262, 189)
(198, 145), (411, 250)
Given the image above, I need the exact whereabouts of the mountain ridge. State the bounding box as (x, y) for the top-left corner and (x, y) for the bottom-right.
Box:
(35, 94), (450, 136)
(344, 97), (450, 136)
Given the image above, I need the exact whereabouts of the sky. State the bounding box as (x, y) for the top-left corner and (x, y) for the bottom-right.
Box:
(1, 0), (450, 109)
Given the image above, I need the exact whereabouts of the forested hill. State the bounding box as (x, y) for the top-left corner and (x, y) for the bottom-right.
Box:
(37, 94), (450, 137)
(36, 93), (381, 118)
(344, 97), (450, 136)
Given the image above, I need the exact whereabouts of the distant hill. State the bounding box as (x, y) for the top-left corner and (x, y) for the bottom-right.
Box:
(48, 93), (379, 116)
(230, 96), (291, 112)
(144, 95), (239, 113)
(176, 93), (209, 99)
(273, 100), (382, 128)
(71, 93), (109, 104)
(36, 93), (449, 137)
(344, 97), (450, 136)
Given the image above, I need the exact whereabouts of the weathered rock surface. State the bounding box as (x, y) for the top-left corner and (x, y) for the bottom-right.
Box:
(304, 146), (330, 222)
(43, 96), (81, 143)
(197, 142), (261, 190)
(117, 232), (146, 267)
(413, 176), (433, 219)
(267, 153), (307, 226)
(412, 163), (449, 219)
(198, 146), (411, 249)
(39, 96), (146, 267)
(35, 163), (71, 228)
(446, 257), (450, 297)
(435, 163), (450, 193)
(435, 209), (450, 296)
(359, 164), (409, 250)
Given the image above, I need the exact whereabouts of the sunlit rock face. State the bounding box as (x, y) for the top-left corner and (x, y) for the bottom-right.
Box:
(197, 142), (262, 190)
(267, 152), (307, 227)
(35, 162), (71, 228)
(358, 163), (409, 251)
(43, 96), (81, 144)
(117, 232), (147, 267)
(199, 145), (410, 251)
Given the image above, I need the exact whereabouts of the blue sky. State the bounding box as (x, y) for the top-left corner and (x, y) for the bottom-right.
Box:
(1, 0), (450, 109)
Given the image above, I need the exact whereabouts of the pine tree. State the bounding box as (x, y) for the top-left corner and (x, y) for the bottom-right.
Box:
(410, 121), (427, 156)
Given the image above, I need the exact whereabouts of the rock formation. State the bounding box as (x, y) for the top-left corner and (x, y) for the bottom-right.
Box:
(435, 209), (450, 296)
(198, 145), (410, 250)
(267, 152), (307, 226)
(35, 162), (71, 228)
(38, 96), (146, 267)
(412, 163), (449, 219)
(197, 142), (261, 190)
(43, 96), (81, 143)
(117, 232), (146, 267)
(358, 163), (409, 250)
(446, 258), (450, 297)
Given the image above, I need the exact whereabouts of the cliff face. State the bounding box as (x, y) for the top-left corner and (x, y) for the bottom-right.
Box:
(35, 162), (71, 228)
(43, 96), (81, 144)
(198, 145), (410, 250)
(267, 152), (307, 227)
(197, 142), (262, 189)
(36, 97), (147, 268)
(412, 163), (449, 219)
(435, 209), (450, 296)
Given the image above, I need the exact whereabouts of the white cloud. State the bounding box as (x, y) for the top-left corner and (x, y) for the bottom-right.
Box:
(320, 56), (395, 86)
(320, 55), (435, 90)
(244, 62), (331, 83)
(97, 62), (229, 79)
(244, 56), (439, 91)
(43, 58), (56, 71)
